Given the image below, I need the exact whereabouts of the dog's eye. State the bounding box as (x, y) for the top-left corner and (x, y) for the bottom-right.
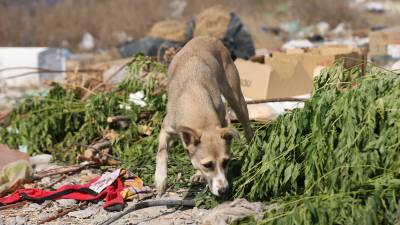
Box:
(222, 159), (229, 168)
(202, 162), (214, 169)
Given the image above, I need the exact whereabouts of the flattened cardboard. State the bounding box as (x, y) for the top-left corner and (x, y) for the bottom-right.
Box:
(235, 58), (312, 100)
(235, 59), (272, 100)
(235, 45), (363, 100)
(265, 58), (312, 99)
(369, 26), (400, 57)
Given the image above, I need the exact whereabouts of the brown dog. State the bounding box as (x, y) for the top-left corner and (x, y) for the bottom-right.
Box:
(155, 36), (253, 197)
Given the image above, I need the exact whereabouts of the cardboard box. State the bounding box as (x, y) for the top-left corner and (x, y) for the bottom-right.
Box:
(235, 45), (364, 100)
(235, 58), (312, 100)
(270, 45), (364, 78)
(369, 26), (400, 57)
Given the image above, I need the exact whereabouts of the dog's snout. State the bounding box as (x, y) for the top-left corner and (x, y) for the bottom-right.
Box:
(218, 187), (228, 196)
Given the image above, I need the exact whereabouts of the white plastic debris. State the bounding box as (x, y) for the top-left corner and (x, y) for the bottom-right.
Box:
(282, 39), (314, 51)
(79, 32), (95, 50)
(365, 2), (385, 13)
(129, 91), (147, 107)
(316, 21), (330, 36)
(331, 23), (348, 36)
(387, 45), (400, 59)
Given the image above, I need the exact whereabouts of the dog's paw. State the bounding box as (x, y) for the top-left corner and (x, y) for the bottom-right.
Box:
(190, 171), (205, 183)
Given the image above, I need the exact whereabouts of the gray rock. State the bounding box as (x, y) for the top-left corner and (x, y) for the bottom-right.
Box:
(27, 203), (42, 210)
(29, 154), (52, 166)
(67, 208), (96, 219)
(4, 217), (16, 225)
(56, 199), (77, 207)
(14, 216), (27, 225)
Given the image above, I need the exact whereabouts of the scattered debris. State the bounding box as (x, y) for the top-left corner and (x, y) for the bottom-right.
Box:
(79, 32), (95, 51)
(282, 39), (314, 51)
(365, 1), (385, 13)
(119, 5), (255, 60)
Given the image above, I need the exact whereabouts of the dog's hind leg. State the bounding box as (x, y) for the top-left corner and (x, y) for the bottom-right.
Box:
(155, 125), (173, 196)
(221, 64), (253, 143)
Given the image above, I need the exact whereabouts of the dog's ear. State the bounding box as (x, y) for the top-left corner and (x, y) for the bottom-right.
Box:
(177, 126), (201, 151)
(218, 127), (240, 141)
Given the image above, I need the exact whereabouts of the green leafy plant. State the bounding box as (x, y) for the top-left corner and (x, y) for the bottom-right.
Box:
(232, 63), (400, 224)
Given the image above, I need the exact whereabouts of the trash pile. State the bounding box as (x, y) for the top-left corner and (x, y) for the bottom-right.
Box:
(1, 2), (400, 224)
(119, 5), (255, 61)
(232, 62), (400, 224)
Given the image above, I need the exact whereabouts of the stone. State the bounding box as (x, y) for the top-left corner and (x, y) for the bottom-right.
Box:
(56, 199), (77, 207)
(4, 217), (16, 225)
(67, 208), (96, 219)
(15, 216), (27, 225)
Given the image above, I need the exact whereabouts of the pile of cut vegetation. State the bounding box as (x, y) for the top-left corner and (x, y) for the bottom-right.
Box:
(0, 55), (196, 186)
(1, 56), (399, 224)
(232, 63), (400, 224)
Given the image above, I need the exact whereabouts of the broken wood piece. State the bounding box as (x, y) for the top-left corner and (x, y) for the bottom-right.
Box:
(245, 97), (307, 105)
(107, 116), (131, 128)
(86, 141), (111, 151)
(33, 163), (95, 180)
(0, 201), (27, 211)
(98, 199), (196, 225)
(80, 141), (120, 165)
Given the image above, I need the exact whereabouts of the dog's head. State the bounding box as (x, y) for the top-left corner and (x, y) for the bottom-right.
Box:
(177, 126), (239, 196)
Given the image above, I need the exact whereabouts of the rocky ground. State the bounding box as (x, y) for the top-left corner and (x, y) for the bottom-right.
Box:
(1, 198), (208, 225)
(0, 159), (265, 225)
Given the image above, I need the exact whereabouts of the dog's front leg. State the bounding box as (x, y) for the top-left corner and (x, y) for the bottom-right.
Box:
(155, 127), (171, 196)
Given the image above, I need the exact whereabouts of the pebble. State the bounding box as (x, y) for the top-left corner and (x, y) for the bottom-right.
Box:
(15, 216), (27, 225)
(4, 218), (16, 225)
(26, 203), (42, 210)
(56, 199), (77, 207)
(67, 208), (96, 219)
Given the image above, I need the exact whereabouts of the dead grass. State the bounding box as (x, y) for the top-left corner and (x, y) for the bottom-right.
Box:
(291, 0), (355, 26)
(0, 0), (171, 48)
(0, 0), (397, 49)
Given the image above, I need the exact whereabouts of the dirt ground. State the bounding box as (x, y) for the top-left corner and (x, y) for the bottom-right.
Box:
(0, 164), (208, 225)
(0, 160), (265, 225)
